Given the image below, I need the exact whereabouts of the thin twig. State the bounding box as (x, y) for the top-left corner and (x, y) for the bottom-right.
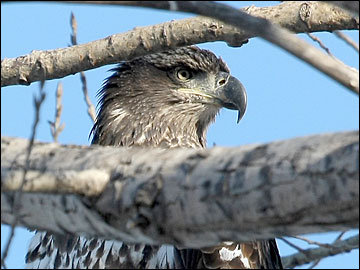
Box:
(334, 30), (359, 53)
(70, 12), (77, 46)
(307, 231), (349, 269)
(1, 78), (46, 268)
(278, 237), (307, 253)
(306, 32), (334, 57)
(279, 237), (313, 269)
(334, 230), (348, 242)
(48, 82), (65, 142)
(282, 234), (359, 268)
(308, 259), (321, 269)
(302, 236), (329, 268)
(289, 235), (331, 269)
(290, 235), (333, 248)
(80, 71), (96, 123)
(70, 12), (96, 123)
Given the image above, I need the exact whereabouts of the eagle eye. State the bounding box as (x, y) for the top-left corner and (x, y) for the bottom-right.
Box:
(218, 78), (227, 86)
(176, 68), (192, 81)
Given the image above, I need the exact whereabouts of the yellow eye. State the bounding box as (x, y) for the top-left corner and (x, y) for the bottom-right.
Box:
(176, 68), (192, 81)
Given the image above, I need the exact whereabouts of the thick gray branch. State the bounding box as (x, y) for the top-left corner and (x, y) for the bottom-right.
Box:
(65, 1), (359, 33)
(130, 1), (359, 93)
(1, 1), (358, 90)
(1, 131), (358, 248)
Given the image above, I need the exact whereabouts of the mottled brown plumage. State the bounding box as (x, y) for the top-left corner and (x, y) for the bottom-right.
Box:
(26, 46), (282, 269)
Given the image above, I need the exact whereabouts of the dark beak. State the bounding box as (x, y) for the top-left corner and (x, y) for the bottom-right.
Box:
(219, 76), (247, 123)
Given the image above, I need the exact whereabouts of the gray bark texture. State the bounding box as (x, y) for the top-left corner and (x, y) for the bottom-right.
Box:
(327, 1), (359, 16)
(1, 131), (358, 248)
(1, 1), (359, 90)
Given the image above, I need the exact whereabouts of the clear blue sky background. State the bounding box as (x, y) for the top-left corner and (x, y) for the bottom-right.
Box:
(1, 1), (359, 269)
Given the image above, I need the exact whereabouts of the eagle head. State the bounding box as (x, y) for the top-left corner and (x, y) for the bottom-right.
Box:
(91, 46), (247, 148)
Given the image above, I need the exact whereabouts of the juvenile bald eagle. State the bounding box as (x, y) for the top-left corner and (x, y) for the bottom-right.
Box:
(25, 46), (282, 269)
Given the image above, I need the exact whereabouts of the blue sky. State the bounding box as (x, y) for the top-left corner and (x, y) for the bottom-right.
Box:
(1, 1), (359, 269)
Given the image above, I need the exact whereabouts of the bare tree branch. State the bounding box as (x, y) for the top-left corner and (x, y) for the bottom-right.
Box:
(334, 30), (360, 52)
(48, 82), (65, 142)
(57, 1), (360, 34)
(306, 33), (334, 57)
(1, 1), (358, 92)
(308, 258), (321, 269)
(334, 230), (349, 241)
(291, 235), (333, 248)
(279, 237), (306, 252)
(68, 1), (360, 21)
(282, 234), (359, 268)
(281, 229), (352, 268)
(70, 12), (96, 123)
(1, 80), (46, 268)
(1, 131), (358, 248)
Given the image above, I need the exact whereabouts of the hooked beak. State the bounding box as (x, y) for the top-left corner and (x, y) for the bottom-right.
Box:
(219, 76), (247, 123)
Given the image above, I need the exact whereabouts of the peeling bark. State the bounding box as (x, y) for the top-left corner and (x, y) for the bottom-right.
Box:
(1, 131), (358, 248)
